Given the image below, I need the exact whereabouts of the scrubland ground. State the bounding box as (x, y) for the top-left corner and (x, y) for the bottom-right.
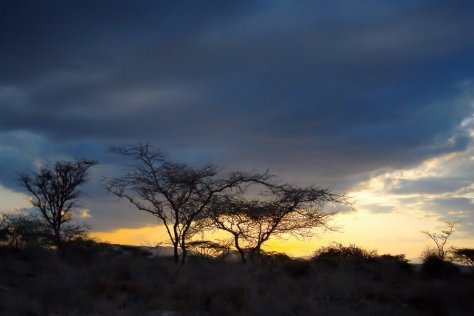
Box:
(0, 244), (473, 316)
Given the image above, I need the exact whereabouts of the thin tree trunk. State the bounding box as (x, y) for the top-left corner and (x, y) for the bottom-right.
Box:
(55, 228), (66, 258)
(173, 243), (179, 263)
(54, 227), (62, 251)
(173, 222), (180, 264)
(250, 244), (262, 261)
(234, 235), (246, 264)
(181, 246), (187, 265)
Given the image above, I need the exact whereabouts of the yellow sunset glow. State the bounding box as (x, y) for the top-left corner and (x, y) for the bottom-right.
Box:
(90, 206), (474, 260)
(91, 225), (167, 246)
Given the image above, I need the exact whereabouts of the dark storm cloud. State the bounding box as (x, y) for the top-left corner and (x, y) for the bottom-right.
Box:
(2, 1), (474, 228)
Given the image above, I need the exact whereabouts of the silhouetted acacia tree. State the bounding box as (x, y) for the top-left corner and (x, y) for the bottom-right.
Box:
(206, 197), (256, 263)
(187, 240), (232, 259)
(19, 159), (96, 250)
(206, 183), (345, 263)
(105, 143), (270, 264)
(451, 248), (474, 271)
(422, 221), (457, 260)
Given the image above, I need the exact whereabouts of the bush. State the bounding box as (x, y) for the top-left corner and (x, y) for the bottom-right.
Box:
(376, 254), (412, 273)
(0, 213), (48, 249)
(259, 251), (292, 264)
(62, 236), (110, 261)
(282, 259), (312, 278)
(421, 254), (460, 278)
(313, 243), (377, 266)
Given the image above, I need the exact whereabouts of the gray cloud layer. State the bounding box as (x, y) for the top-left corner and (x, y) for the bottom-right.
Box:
(1, 1), (474, 230)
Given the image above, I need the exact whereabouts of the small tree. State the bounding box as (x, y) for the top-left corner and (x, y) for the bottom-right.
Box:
(206, 182), (344, 263)
(451, 248), (474, 272)
(106, 143), (269, 264)
(205, 197), (256, 263)
(422, 221), (457, 260)
(19, 159), (96, 250)
(0, 213), (48, 248)
(187, 240), (232, 259)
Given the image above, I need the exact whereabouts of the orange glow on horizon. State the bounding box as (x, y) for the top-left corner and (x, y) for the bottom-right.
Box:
(91, 225), (166, 247)
(90, 209), (474, 260)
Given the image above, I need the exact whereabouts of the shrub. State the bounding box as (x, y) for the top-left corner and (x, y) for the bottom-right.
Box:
(62, 236), (110, 262)
(378, 254), (412, 271)
(282, 259), (312, 278)
(0, 213), (48, 249)
(313, 243), (377, 263)
(259, 251), (292, 264)
(421, 254), (460, 278)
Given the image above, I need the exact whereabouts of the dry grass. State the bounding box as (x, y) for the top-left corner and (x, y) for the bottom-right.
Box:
(0, 244), (473, 316)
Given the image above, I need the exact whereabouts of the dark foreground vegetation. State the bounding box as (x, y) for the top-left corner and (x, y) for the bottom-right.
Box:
(1, 242), (473, 316)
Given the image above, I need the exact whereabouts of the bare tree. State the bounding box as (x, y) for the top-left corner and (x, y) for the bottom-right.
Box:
(422, 221), (457, 260)
(19, 159), (96, 250)
(105, 143), (269, 264)
(206, 182), (345, 263)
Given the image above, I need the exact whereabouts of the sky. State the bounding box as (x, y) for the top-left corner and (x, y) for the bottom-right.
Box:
(1, 0), (474, 259)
